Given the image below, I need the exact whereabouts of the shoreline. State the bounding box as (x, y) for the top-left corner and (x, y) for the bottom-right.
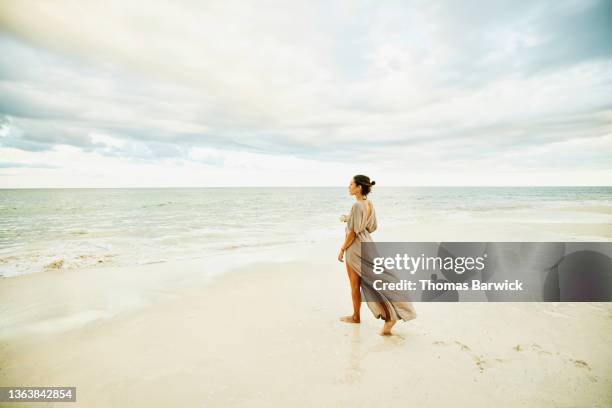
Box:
(1, 219), (611, 337)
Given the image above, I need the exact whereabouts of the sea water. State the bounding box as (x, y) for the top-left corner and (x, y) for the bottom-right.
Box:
(1, 186), (611, 277)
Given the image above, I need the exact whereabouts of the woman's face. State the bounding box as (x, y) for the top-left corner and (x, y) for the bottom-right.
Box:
(348, 178), (361, 196)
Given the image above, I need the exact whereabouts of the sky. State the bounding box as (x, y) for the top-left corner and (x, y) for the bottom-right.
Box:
(0, 0), (611, 187)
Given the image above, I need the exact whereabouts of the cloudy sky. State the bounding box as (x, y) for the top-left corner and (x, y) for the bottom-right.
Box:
(0, 0), (611, 187)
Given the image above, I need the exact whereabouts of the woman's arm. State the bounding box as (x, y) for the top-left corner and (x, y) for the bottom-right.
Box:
(342, 231), (356, 251)
(338, 231), (356, 262)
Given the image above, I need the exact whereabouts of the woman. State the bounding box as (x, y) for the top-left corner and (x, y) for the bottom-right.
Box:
(338, 175), (417, 335)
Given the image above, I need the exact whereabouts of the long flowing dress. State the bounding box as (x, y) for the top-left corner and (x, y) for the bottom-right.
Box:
(345, 199), (417, 322)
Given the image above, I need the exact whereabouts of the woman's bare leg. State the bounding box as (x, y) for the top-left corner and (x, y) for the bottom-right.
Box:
(378, 300), (397, 336)
(381, 320), (397, 336)
(340, 263), (361, 323)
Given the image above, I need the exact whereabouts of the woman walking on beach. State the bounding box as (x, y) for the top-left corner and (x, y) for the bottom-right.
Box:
(338, 175), (417, 335)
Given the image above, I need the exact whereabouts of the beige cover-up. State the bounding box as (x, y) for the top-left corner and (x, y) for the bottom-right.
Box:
(345, 199), (417, 322)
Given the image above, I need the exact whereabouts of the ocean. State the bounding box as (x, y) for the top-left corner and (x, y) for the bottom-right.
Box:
(1, 186), (611, 277)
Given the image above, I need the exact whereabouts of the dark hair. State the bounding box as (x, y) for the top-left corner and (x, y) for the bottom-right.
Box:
(353, 174), (376, 196)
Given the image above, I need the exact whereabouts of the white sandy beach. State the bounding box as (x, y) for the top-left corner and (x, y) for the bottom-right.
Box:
(1, 220), (612, 407)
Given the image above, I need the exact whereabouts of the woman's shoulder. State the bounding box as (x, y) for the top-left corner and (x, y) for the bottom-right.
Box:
(359, 199), (374, 207)
(351, 200), (373, 211)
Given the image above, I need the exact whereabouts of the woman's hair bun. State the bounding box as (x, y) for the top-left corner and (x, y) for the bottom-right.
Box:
(353, 174), (375, 195)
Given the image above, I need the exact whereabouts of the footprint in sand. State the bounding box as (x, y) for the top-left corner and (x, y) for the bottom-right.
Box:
(513, 343), (552, 355)
(513, 344), (597, 382)
(530, 343), (552, 355)
(473, 355), (490, 373)
(586, 374), (598, 383)
(432, 340), (493, 372)
(569, 359), (599, 383)
(570, 359), (591, 370)
(454, 340), (471, 351)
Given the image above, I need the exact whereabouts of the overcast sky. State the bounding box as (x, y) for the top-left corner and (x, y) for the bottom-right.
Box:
(0, 0), (611, 187)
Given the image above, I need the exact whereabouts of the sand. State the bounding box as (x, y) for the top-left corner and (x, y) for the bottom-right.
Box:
(557, 205), (612, 215)
(1, 220), (611, 407)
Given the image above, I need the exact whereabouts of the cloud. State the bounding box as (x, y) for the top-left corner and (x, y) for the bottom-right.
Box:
(0, 0), (611, 186)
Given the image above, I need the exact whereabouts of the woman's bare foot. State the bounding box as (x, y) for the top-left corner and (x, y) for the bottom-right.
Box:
(380, 320), (397, 336)
(340, 315), (360, 323)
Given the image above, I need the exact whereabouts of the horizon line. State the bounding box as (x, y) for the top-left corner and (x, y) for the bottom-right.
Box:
(1, 185), (611, 189)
